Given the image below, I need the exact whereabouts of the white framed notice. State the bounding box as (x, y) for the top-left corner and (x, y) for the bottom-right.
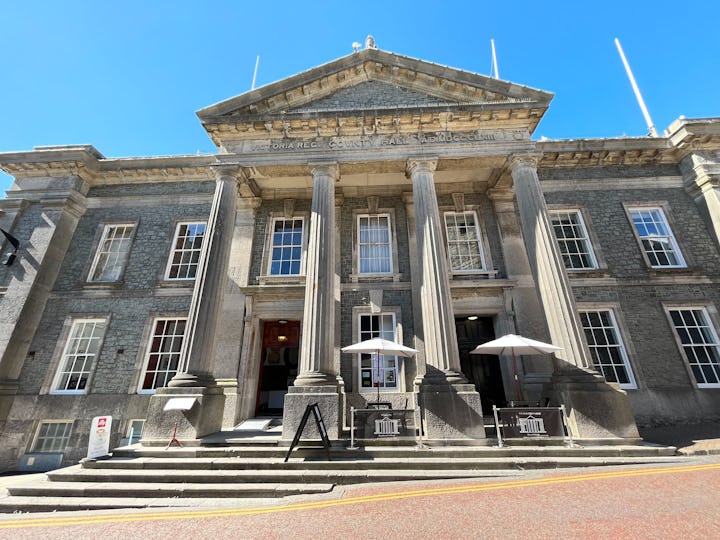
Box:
(86, 415), (113, 459)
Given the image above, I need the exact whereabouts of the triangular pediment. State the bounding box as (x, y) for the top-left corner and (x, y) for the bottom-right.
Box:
(287, 80), (456, 113)
(198, 48), (552, 122)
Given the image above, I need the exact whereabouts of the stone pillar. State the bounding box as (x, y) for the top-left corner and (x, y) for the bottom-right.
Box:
(214, 196), (262, 429)
(510, 154), (639, 440)
(282, 163), (342, 440)
(143, 169), (241, 442)
(681, 152), (720, 250)
(0, 191), (86, 424)
(488, 188), (553, 401)
(510, 155), (591, 369)
(406, 158), (484, 440)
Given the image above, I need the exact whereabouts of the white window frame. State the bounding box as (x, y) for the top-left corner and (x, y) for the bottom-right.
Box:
(31, 421), (73, 453)
(357, 312), (400, 392)
(667, 307), (720, 388)
(627, 207), (686, 268)
(126, 419), (145, 443)
(164, 221), (207, 280)
(444, 211), (486, 273)
(87, 224), (135, 282)
(267, 217), (305, 276)
(138, 317), (187, 394)
(550, 210), (598, 270)
(579, 309), (636, 389)
(357, 214), (393, 275)
(51, 318), (107, 394)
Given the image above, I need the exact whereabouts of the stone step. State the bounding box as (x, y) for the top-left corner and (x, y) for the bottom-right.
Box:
(111, 444), (678, 460)
(0, 495), (285, 513)
(43, 467), (524, 486)
(79, 454), (687, 473)
(7, 479), (335, 499)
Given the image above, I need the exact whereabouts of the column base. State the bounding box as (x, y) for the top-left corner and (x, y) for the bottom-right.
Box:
(167, 372), (217, 388)
(546, 367), (640, 440)
(141, 386), (225, 443)
(281, 385), (341, 441)
(419, 382), (486, 440)
(0, 380), (18, 424)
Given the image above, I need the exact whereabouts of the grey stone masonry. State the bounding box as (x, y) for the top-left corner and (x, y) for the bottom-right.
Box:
(288, 81), (453, 113)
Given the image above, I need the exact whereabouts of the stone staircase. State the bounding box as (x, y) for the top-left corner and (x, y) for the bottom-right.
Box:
(0, 432), (683, 513)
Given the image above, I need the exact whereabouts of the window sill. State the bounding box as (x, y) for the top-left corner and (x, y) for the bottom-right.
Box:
(156, 279), (196, 289)
(81, 280), (125, 290)
(450, 270), (498, 280)
(350, 272), (402, 283)
(566, 269), (611, 278)
(647, 266), (693, 276)
(258, 275), (306, 286)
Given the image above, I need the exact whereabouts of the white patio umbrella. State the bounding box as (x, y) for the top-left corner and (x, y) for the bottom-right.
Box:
(470, 334), (562, 401)
(341, 338), (418, 402)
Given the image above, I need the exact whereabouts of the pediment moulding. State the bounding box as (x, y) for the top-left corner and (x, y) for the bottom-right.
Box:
(198, 49), (551, 119)
(197, 49), (552, 146)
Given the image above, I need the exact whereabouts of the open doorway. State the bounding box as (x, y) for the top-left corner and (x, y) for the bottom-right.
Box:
(256, 320), (300, 416)
(455, 317), (506, 412)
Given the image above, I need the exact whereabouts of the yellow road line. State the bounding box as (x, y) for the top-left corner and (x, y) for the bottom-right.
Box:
(1, 462), (718, 529)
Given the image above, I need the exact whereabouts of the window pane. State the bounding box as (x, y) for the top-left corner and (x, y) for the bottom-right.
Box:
(269, 218), (304, 275)
(89, 225), (135, 282)
(357, 313), (399, 390)
(140, 318), (187, 391)
(629, 208), (685, 268)
(669, 308), (720, 386)
(358, 215), (392, 274)
(53, 320), (106, 393)
(165, 222), (206, 280)
(550, 211), (597, 270)
(444, 212), (484, 272)
(33, 421), (73, 453)
(580, 310), (635, 388)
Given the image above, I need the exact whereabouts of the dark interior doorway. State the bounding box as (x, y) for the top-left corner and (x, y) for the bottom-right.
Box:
(257, 320), (300, 415)
(455, 317), (506, 412)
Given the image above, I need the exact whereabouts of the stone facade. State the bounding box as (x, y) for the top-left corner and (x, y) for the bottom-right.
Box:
(0, 46), (718, 471)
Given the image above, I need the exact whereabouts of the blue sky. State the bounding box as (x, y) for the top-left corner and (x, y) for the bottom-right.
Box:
(1, 1), (718, 195)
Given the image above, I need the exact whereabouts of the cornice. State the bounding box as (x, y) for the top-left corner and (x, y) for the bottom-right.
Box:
(203, 108), (544, 148)
(538, 137), (676, 168)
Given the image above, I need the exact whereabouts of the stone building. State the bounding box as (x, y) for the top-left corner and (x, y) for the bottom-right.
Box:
(0, 44), (719, 471)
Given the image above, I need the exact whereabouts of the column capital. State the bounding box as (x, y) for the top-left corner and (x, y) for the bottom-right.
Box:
(405, 157), (438, 178)
(309, 162), (339, 181)
(211, 166), (261, 198)
(211, 164), (245, 181)
(509, 153), (541, 174)
(237, 196), (262, 210)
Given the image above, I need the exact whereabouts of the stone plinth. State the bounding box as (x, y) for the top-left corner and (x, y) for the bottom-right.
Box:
(281, 386), (342, 441)
(420, 382), (486, 440)
(547, 368), (640, 440)
(142, 386), (225, 443)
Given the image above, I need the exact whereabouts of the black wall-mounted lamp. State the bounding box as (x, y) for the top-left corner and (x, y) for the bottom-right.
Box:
(1, 228), (19, 266)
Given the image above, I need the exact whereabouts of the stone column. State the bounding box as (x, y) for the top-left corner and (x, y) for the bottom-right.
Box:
(213, 196), (262, 429)
(282, 163), (342, 440)
(510, 154), (639, 440)
(143, 169), (240, 442)
(406, 158), (484, 440)
(488, 188), (553, 401)
(681, 152), (720, 250)
(510, 155), (591, 369)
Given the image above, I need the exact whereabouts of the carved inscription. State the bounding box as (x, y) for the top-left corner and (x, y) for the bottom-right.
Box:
(246, 129), (528, 153)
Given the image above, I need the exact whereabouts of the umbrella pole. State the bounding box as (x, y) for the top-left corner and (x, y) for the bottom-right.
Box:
(511, 349), (523, 401)
(375, 350), (381, 403)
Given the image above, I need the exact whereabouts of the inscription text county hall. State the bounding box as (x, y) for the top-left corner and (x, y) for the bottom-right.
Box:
(246, 129), (529, 153)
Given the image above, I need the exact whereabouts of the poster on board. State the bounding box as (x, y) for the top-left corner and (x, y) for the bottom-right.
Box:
(86, 416), (113, 459)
